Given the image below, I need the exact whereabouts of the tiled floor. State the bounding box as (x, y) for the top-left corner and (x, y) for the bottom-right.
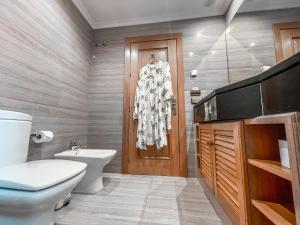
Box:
(55, 173), (223, 225)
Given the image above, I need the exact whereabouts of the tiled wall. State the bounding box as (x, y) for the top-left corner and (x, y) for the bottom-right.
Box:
(227, 8), (300, 83)
(88, 7), (300, 176)
(1, 1), (299, 177)
(0, 0), (93, 160)
(88, 17), (229, 176)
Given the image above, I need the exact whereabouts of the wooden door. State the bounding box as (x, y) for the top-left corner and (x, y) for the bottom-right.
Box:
(212, 122), (249, 225)
(198, 124), (215, 192)
(273, 22), (300, 63)
(122, 34), (186, 176)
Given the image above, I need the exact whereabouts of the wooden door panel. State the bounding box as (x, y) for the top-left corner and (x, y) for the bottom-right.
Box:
(212, 122), (249, 225)
(127, 39), (180, 176)
(136, 44), (170, 159)
(280, 29), (300, 60)
(198, 124), (214, 191)
(122, 33), (186, 176)
(273, 22), (300, 62)
(213, 124), (240, 224)
(292, 36), (300, 54)
(139, 48), (168, 66)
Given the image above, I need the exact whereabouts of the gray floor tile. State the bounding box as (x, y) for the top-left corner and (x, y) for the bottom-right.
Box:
(140, 222), (168, 225)
(146, 196), (178, 211)
(141, 207), (180, 225)
(55, 173), (223, 225)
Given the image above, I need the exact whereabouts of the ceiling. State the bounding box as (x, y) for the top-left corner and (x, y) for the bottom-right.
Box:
(72, 0), (232, 29)
(73, 0), (300, 29)
(239, 0), (300, 13)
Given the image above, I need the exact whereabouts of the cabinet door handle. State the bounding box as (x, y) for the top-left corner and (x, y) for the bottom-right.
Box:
(205, 141), (214, 146)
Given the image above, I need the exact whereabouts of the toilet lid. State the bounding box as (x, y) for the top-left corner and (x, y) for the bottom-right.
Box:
(0, 160), (87, 191)
(0, 110), (32, 121)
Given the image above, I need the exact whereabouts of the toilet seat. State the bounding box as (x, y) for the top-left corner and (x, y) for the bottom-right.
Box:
(0, 159), (87, 191)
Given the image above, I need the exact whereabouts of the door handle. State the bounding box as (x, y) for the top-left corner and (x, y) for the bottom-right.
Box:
(171, 97), (176, 116)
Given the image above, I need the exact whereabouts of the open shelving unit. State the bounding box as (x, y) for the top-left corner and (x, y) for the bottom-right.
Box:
(250, 184), (295, 225)
(251, 200), (296, 225)
(247, 159), (291, 181)
(244, 113), (300, 225)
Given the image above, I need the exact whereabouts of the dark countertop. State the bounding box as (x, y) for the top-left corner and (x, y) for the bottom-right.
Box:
(194, 52), (300, 107)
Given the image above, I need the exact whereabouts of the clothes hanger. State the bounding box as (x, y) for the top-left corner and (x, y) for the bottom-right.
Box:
(148, 54), (159, 64)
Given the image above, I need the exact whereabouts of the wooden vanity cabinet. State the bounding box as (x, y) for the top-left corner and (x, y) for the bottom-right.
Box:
(196, 121), (250, 225)
(196, 113), (300, 225)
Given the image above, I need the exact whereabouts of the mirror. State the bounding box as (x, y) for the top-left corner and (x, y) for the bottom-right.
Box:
(226, 0), (300, 84)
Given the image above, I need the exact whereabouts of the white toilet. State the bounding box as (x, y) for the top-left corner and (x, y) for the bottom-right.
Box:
(0, 110), (87, 225)
(55, 149), (116, 194)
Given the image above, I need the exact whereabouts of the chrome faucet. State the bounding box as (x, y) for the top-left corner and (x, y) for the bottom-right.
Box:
(69, 139), (81, 151)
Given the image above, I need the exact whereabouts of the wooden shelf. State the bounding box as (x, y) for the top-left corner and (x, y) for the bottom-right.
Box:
(248, 159), (292, 181)
(244, 113), (296, 125)
(251, 199), (296, 225)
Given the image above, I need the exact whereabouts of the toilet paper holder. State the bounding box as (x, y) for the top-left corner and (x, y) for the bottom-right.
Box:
(31, 133), (42, 139)
(31, 131), (54, 144)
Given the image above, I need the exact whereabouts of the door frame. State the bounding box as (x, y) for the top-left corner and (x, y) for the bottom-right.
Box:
(122, 33), (187, 177)
(273, 21), (300, 63)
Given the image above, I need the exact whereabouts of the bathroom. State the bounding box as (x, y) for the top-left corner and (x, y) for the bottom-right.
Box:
(0, 0), (300, 224)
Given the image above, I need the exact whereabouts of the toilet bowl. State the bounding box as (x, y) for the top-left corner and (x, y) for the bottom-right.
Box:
(55, 149), (116, 194)
(0, 110), (87, 225)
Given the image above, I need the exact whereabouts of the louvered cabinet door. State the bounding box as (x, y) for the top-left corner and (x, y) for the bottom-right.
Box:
(198, 124), (214, 192)
(212, 122), (249, 225)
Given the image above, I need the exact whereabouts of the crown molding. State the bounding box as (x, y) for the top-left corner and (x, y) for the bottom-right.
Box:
(87, 12), (227, 30)
(72, 0), (96, 28)
(93, 12), (226, 29)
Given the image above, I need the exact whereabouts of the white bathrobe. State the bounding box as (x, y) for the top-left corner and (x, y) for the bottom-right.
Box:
(133, 60), (173, 150)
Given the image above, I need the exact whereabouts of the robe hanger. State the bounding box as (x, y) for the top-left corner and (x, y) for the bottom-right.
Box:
(148, 54), (159, 64)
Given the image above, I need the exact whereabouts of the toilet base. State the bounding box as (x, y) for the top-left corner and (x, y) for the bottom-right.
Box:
(0, 207), (54, 225)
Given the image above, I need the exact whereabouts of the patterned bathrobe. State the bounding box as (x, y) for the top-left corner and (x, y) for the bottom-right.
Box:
(133, 60), (173, 150)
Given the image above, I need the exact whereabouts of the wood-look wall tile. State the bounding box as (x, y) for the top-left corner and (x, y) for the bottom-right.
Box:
(0, 0), (92, 161)
(3, 1), (299, 178)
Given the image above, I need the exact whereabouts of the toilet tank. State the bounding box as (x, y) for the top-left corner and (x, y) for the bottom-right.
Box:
(0, 110), (32, 167)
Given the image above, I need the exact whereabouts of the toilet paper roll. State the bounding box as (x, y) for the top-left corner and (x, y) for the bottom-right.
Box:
(32, 131), (54, 144)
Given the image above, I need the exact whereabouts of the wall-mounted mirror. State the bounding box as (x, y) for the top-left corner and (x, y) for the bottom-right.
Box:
(226, 0), (300, 84)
